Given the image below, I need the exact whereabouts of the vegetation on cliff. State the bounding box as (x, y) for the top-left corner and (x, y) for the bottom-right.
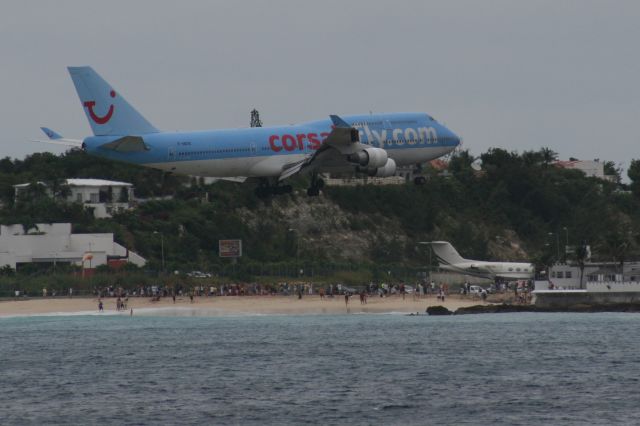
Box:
(1, 148), (639, 281)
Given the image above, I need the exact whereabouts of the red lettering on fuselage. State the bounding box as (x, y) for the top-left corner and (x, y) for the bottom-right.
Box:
(267, 131), (332, 152)
(307, 133), (320, 149)
(282, 134), (297, 151)
(296, 134), (306, 150)
(269, 135), (282, 152)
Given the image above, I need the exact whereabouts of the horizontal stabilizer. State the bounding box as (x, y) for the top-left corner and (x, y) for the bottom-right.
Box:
(41, 127), (63, 140)
(99, 136), (148, 152)
(32, 127), (83, 147)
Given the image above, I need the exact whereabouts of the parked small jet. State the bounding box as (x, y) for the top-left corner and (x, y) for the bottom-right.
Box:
(424, 241), (534, 281)
(37, 67), (460, 197)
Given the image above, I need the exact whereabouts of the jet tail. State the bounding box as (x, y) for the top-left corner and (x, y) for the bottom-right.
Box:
(67, 66), (158, 136)
(428, 241), (466, 265)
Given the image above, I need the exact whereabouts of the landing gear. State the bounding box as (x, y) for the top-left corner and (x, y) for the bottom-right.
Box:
(306, 174), (324, 197)
(254, 180), (293, 198)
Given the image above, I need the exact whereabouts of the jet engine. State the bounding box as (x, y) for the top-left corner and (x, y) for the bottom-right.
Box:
(347, 147), (388, 169)
(368, 158), (397, 177)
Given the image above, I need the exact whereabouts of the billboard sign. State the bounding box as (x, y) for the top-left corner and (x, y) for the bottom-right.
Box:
(219, 239), (242, 258)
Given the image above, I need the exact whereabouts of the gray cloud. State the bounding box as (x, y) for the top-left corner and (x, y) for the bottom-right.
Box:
(1, 0), (639, 172)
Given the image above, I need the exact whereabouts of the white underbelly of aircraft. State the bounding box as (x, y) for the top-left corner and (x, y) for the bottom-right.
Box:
(388, 146), (454, 165)
(146, 154), (306, 178)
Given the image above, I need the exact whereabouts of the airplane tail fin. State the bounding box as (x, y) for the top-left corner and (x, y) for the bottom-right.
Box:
(429, 241), (466, 265)
(67, 66), (158, 136)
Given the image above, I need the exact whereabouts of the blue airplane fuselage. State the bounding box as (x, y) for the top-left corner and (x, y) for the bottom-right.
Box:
(83, 112), (459, 178)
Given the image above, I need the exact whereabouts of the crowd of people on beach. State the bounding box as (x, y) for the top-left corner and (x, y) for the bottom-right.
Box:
(11, 278), (534, 310)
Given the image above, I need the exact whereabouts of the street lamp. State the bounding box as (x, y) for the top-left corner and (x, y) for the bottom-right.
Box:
(548, 232), (560, 262)
(417, 242), (433, 284)
(154, 231), (165, 273)
(288, 228), (300, 276)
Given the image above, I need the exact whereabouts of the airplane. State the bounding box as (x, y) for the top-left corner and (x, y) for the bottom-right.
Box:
(423, 241), (535, 281)
(36, 66), (461, 197)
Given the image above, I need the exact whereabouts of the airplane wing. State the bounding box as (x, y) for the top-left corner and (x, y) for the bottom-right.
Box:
(32, 127), (83, 148)
(278, 115), (361, 181)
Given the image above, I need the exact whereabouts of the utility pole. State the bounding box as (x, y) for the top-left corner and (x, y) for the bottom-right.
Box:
(154, 231), (165, 273)
(288, 228), (299, 273)
(548, 232), (560, 262)
(250, 109), (262, 128)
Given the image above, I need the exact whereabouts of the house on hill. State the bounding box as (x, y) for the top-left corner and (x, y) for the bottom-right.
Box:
(13, 178), (134, 218)
(553, 159), (616, 182)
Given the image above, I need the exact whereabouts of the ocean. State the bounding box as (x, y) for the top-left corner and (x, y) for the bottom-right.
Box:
(1, 312), (639, 425)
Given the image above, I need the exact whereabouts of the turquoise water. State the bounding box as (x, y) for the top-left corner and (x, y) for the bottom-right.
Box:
(1, 313), (640, 425)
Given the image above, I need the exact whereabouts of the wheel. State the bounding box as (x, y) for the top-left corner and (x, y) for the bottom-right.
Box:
(254, 186), (270, 198)
(274, 185), (291, 195)
(413, 176), (426, 185)
(307, 187), (320, 197)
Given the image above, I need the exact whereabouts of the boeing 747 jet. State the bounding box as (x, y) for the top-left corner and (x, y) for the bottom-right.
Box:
(38, 67), (461, 197)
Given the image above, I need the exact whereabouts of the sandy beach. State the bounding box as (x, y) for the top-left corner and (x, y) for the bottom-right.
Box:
(0, 295), (483, 317)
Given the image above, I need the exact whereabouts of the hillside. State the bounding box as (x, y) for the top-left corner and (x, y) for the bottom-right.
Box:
(1, 148), (639, 279)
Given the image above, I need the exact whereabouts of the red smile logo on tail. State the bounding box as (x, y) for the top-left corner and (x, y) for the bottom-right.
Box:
(84, 90), (116, 124)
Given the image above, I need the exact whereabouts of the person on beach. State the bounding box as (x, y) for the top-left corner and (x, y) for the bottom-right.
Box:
(319, 287), (325, 300)
(345, 293), (350, 307)
(98, 300), (103, 312)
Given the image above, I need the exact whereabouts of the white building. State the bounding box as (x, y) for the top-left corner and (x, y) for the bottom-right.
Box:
(535, 261), (640, 290)
(0, 223), (145, 270)
(14, 178), (134, 218)
(554, 159), (615, 181)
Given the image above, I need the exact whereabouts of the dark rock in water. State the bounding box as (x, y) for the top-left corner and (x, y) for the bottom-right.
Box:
(454, 303), (640, 315)
(426, 306), (453, 315)
(455, 304), (538, 315)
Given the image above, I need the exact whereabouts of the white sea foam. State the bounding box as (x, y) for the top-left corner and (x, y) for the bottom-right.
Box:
(0, 310), (122, 319)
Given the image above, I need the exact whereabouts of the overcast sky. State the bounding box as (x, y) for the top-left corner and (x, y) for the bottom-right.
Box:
(1, 0), (639, 173)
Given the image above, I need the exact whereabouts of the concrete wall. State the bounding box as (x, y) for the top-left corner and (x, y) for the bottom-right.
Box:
(535, 291), (640, 308)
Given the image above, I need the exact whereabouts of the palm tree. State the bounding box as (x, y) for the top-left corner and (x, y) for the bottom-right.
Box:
(574, 242), (589, 289)
(540, 147), (558, 167)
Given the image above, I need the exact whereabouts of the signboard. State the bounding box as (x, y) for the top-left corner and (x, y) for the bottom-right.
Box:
(219, 239), (242, 258)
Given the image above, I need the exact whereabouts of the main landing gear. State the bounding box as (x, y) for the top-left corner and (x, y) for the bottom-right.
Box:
(306, 174), (324, 197)
(254, 179), (292, 198)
